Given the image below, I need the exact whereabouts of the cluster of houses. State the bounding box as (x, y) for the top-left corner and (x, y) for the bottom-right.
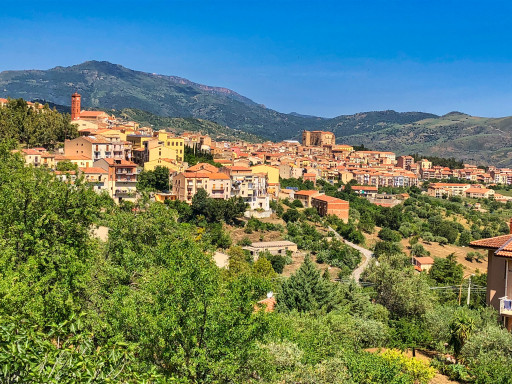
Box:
(10, 93), (512, 213)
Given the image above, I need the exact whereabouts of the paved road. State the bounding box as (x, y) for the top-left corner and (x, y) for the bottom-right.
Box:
(328, 226), (374, 282)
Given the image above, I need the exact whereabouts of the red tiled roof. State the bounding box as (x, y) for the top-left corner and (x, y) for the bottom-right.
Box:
(79, 111), (108, 117)
(228, 166), (251, 171)
(208, 172), (230, 180)
(414, 256), (435, 264)
(470, 234), (512, 253)
(465, 187), (492, 194)
(183, 172), (211, 178)
(55, 155), (91, 161)
(187, 163), (218, 172)
(79, 167), (108, 174)
(294, 190), (320, 196)
(102, 158), (137, 167)
(21, 149), (42, 155)
(312, 195), (348, 203)
(255, 296), (276, 312)
(352, 186), (378, 191)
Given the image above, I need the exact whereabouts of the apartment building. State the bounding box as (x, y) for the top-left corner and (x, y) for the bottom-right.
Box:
(220, 166), (269, 211)
(132, 139), (176, 166)
(157, 131), (185, 161)
(397, 155), (415, 170)
(65, 135), (129, 162)
(78, 167), (108, 193)
(427, 183), (471, 198)
(94, 158), (138, 203)
(172, 171), (231, 203)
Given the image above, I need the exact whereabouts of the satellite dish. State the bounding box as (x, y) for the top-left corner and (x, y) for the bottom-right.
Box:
(267, 291), (273, 299)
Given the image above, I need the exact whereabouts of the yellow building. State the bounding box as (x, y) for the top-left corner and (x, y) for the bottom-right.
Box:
(251, 164), (279, 185)
(144, 158), (185, 173)
(55, 155), (94, 168)
(158, 131), (185, 161)
(126, 134), (153, 150)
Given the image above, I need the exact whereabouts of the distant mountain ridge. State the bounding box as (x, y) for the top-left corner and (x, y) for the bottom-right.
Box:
(2, 60), (512, 165)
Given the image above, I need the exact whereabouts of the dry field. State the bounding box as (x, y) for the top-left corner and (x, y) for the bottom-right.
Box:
(364, 228), (487, 275)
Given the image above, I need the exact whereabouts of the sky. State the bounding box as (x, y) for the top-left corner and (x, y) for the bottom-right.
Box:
(1, 0), (512, 117)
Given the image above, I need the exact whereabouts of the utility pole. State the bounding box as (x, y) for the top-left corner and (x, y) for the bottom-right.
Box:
(466, 275), (472, 306)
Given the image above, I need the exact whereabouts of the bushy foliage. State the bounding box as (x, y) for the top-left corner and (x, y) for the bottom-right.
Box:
(378, 227), (402, 242)
(136, 165), (170, 191)
(279, 177), (315, 191)
(0, 98), (77, 149)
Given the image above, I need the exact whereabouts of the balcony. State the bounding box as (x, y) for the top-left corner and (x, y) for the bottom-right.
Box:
(115, 188), (135, 196)
(116, 168), (134, 173)
(500, 297), (512, 316)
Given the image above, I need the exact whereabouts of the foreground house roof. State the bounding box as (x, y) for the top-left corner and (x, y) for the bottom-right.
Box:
(470, 234), (512, 258)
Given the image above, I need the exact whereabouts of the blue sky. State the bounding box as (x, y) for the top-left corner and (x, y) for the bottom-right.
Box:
(1, 1), (511, 117)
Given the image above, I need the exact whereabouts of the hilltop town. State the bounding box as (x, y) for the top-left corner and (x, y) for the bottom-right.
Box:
(10, 93), (512, 210)
(2, 94), (512, 383)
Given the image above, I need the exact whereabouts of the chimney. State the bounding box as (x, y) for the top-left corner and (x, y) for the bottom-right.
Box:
(509, 218), (512, 234)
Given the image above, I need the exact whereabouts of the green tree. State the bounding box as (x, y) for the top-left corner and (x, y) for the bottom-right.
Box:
(365, 254), (434, 318)
(429, 253), (463, 286)
(0, 98), (77, 148)
(378, 227), (402, 242)
(137, 166), (170, 191)
(458, 229), (473, 246)
(374, 241), (403, 259)
(0, 144), (102, 324)
(279, 256), (335, 312)
(282, 208), (301, 223)
(449, 310), (476, 359)
(56, 160), (78, 172)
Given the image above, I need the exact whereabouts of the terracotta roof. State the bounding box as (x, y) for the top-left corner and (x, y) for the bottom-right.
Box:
(352, 186), (378, 191)
(208, 172), (230, 180)
(81, 135), (110, 144)
(21, 149), (42, 155)
(429, 183), (470, 187)
(79, 111), (108, 117)
(228, 166), (251, 171)
(55, 155), (91, 161)
(470, 234), (512, 250)
(255, 296), (276, 313)
(182, 172), (211, 178)
(79, 167), (108, 174)
(465, 187), (492, 194)
(187, 163), (218, 172)
(102, 158), (137, 167)
(294, 190), (320, 196)
(414, 256), (435, 264)
(312, 195), (348, 203)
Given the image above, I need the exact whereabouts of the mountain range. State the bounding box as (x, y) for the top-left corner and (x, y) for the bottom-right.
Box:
(2, 60), (512, 166)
